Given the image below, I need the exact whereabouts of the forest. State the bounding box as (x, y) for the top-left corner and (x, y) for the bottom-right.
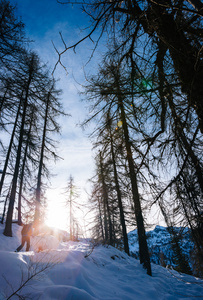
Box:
(0, 0), (202, 279)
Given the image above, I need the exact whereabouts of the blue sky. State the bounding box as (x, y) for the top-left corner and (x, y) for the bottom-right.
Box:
(14, 0), (86, 35)
(6, 0), (165, 231)
(10, 0), (99, 230)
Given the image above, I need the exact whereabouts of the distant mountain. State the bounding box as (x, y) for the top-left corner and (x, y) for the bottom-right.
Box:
(128, 225), (195, 272)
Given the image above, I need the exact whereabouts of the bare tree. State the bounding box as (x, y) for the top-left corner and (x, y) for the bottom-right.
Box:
(34, 79), (63, 226)
(82, 56), (152, 275)
(3, 51), (64, 236)
(55, 0), (203, 133)
(64, 175), (80, 240)
(0, 0), (25, 69)
(4, 52), (38, 236)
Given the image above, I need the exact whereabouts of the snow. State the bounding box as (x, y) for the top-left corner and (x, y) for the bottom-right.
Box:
(0, 223), (203, 299)
(128, 226), (194, 269)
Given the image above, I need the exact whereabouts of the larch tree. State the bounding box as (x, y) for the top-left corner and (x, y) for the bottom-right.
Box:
(3, 51), (40, 236)
(56, 0), (203, 133)
(82, 56), (152, 275)
(55, 0), (203, 274)
(34, 79), (63, 226)
(106, 115), (130, 254)
(64, 175), (80, 241)
(89, 111), (130, 254)
(0, 0), (25, 70)
(3, 51), (63, 236)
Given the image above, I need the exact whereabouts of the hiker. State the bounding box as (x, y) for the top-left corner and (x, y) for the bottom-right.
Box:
(15, 222), (33, 252)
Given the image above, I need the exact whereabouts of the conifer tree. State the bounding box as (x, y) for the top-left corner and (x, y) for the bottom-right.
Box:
(0, 0), (25, 70)
(4, 52), (39, 236)
(64, 175), (80, 240)
(83, 57), (152, 275)
(3, 51), (63, 236)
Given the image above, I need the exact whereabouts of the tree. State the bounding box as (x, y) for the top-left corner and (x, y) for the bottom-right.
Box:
(115, 72), (151, 275)
(0, 90), (23, 196)
(4, 52), (38, 236)
(0, 0), (27, 156)
(88, 180), (105, 241)
(3, 51), (63, 236)
(56, 0), (203, 273)
(64, 175), (80, 240)
(0, 0), (25, 70)
(34, 79), (63, 225)
(17, 107), (35, 225)
(98, 151), (113, 244)
(56, 0), (203, 218)
(107, 115), (130, 254)
(56, 0), (203, 133)
(90, 111), (130, 253)
(83, 56), (152, 275)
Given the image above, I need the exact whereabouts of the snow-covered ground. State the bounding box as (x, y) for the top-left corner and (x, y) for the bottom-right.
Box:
(0, 223), (203, 299)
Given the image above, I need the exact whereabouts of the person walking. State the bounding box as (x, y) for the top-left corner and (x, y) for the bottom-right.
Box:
(15, 222), (33, 252)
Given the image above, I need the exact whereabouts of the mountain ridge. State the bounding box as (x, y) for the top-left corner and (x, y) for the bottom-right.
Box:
(128, 225), (195, 273)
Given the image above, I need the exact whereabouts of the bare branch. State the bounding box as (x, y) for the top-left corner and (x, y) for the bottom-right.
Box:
(52, 3), (114, 74)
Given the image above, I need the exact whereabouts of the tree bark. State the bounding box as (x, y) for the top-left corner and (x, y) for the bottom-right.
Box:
(109, 125), (129, 255)
(149, 3), (203, 132)
(98, 195), (105, 240)
(118, 95), (152, 275)
(99, 151), (113, 243)
(17, 112), (34, 225)
(4, 58), (34, 237)
(34, 92), (50, 223)
(0, 93), (23, 196)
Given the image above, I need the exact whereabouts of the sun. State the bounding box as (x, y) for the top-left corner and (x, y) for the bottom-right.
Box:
(45, 190), (68, 230)
(44, 188), (89, 237)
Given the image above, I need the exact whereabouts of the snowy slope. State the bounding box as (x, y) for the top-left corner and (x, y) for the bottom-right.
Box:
(0, 223), (203, 300)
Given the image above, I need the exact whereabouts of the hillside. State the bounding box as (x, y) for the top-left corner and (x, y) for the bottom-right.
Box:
(0, 223), (203, 299)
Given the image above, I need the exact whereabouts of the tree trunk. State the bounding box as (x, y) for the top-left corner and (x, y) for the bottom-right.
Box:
(70, 176), (73, 240)
(109, 126), (129, 255)
(0, 85), (9, 114)
(149, 3), (203, 132)
(34, 92), (50, 223)
(167, 89), (203, 193)
(99, 151), (112, 243)
(0, 93), (23, 196)
(17, 112), (34, 225)
(3, 97), (28, 236)
(106, 195), (113, 245)
(98, 196), (105, 240)
(4, 60), (34, 237)
(118, 97), (152, 275)
(1, 183), (11, 224)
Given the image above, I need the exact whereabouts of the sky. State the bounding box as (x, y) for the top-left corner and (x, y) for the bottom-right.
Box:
(3, 0), (166, 233)
(9, 0), (101, 231)
(0, 223), (203, 299)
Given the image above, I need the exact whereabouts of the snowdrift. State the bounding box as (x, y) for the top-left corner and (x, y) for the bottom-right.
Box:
(0, 223), (203, 299)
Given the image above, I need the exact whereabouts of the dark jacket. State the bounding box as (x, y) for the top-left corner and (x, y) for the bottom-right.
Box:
(21, 223), (33, 237)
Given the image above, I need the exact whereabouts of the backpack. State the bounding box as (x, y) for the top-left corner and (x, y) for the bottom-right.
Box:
(21, 224), (32, 236)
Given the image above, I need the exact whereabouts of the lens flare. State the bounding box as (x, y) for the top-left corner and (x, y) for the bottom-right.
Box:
(117, 120), (123, 127)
